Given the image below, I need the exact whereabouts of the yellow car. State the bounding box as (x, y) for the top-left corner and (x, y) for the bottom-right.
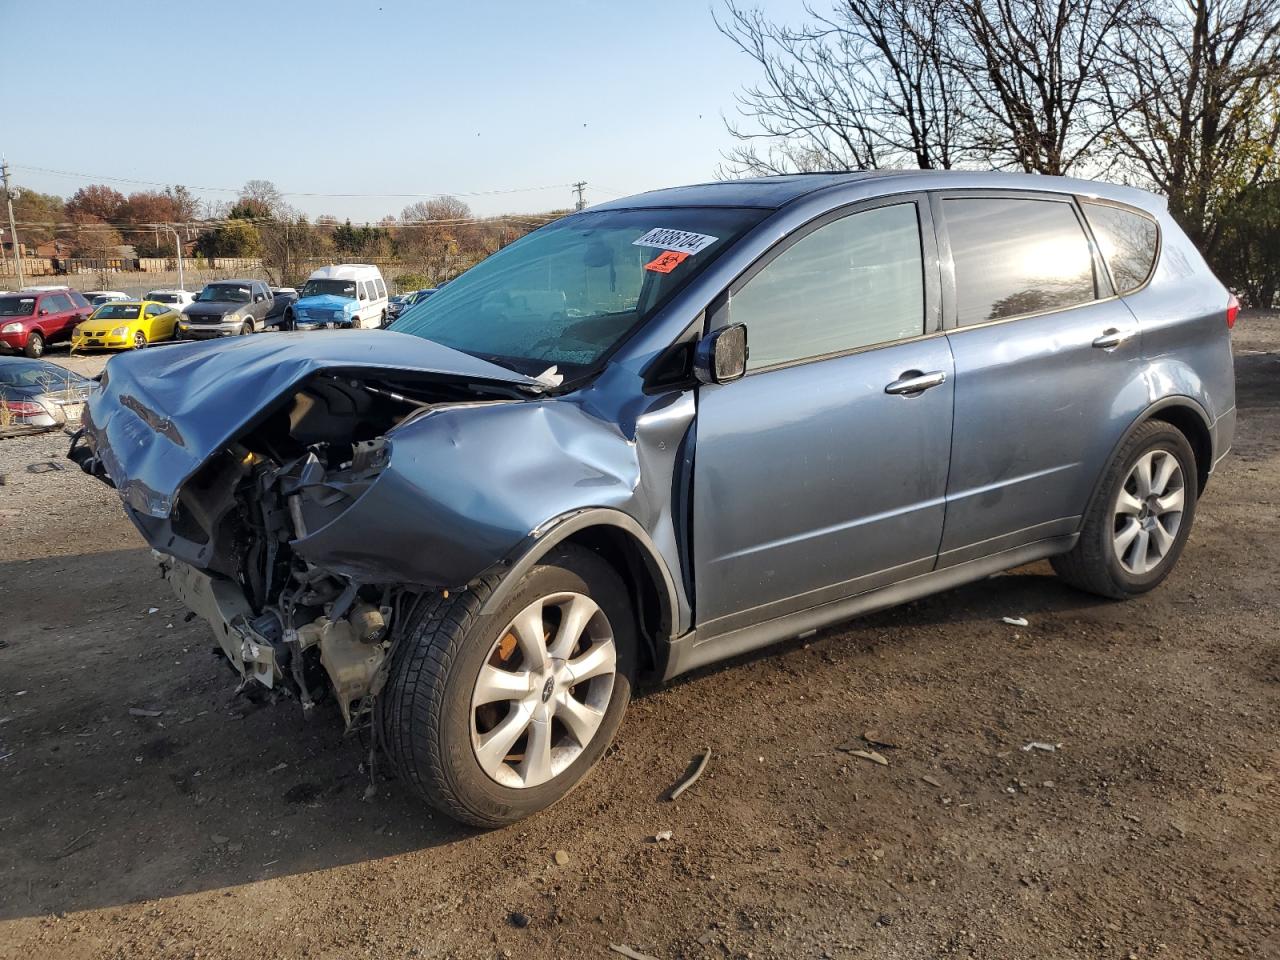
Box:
(71, 300), (180, 352)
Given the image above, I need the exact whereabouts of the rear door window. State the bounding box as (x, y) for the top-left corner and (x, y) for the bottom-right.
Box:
(943, 196), (1097, 325)
(732, 202), (926, 371)
(1081, 201), (1159, 293)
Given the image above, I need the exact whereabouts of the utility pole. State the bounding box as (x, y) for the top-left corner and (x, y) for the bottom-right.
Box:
(572, 181), (587, 212)
(160, 225), (185, 292)
(2, 158), (23, 288)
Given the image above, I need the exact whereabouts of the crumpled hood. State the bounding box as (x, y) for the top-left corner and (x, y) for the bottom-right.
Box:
(81, 330), (538, 518)
(294, 294), (354, 313)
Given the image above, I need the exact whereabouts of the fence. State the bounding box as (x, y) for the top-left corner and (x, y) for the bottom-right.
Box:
(0, 256), (263, 279)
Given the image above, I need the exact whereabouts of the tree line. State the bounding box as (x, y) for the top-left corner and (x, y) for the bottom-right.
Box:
(718, 0), (1280, 306)
(9, 178), (565, 287)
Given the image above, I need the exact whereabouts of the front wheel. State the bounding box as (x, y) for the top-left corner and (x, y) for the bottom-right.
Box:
(239, 320), (253, 336)
(379, 545), (635, 827)
(23, 331), (44, 359)
(1052, 420), (1198, 599)
(132, 330), (148, 349)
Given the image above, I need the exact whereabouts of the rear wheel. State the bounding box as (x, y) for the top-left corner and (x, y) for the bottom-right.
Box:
(379, 545), (635, 827)
(23, 331), (44, 359)
(1052, 420), (1198, 599)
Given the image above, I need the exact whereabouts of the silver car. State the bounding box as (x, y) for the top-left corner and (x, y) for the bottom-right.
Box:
(74, 171), (1237, 826)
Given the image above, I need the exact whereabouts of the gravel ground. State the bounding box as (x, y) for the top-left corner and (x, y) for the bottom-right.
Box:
(1, 315), (1277, 959)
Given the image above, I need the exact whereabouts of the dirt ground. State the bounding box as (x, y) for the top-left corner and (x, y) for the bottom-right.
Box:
(1, 318), (1277, 960)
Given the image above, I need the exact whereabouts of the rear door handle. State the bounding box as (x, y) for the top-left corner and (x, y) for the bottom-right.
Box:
(1092, 328), (1133, 349)
(885, 370), (947, 395)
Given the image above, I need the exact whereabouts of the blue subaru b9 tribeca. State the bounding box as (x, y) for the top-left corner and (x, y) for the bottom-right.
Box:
(72, 171), (1236, 825)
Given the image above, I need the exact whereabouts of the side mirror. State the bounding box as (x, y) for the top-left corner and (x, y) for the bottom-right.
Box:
(39, 308), (49, 316)
(694, 323), (748, 384)
(254, 294), (264, 303)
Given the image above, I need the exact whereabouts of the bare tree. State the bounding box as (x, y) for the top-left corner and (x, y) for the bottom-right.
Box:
(716, 0), (965, 173)
(1102, 0), (1280, 252)
(239, 179), (284, 217)
(951, 0), (1136, 174)
(398, 197), (476, 281)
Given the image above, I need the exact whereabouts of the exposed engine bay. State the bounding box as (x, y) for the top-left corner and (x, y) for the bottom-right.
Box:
(106, 370), (524, 730)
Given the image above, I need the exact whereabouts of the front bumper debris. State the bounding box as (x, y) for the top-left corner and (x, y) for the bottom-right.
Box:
(157, 552), (391, 726)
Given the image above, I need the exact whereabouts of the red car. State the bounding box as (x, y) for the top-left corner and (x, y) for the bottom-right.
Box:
(0, 288), (94, 358)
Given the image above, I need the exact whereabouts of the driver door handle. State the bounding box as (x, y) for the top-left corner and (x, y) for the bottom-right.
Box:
(885, 370), (947, 395)
(1092, 328), (1133, 349)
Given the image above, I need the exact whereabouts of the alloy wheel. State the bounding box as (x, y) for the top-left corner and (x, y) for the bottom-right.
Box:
(1112, 449), (1185, 575)
(133, 331), (147, 349)
(470, 592), (617, 789)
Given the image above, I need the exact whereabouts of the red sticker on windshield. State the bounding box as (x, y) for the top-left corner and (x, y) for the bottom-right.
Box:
(644, 250), (690, 274)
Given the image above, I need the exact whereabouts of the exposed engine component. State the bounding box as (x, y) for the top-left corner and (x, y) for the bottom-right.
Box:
(144, 372), (485, 728)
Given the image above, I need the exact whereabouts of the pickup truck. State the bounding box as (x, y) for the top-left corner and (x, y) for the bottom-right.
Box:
(177, 279), (274, 339)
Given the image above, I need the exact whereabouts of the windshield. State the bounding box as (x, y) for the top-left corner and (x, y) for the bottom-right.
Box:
(302, 279), (357, 299)
(92, 304), (141, 320)
(0, 360), (88, 389)
(197, 284), (251, 303)
(392, 207), (766, 376)
(0, 296), (37, 317)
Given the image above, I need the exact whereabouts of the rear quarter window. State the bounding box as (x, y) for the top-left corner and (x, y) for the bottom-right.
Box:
(1081, 201), (1159, 294)
(943, 196), (1097, 325)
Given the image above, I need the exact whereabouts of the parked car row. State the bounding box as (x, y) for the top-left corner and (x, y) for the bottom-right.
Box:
(1, 265), (403, 359)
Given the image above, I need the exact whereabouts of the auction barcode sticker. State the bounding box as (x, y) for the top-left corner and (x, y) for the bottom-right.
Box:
(632, 227), (720, 256)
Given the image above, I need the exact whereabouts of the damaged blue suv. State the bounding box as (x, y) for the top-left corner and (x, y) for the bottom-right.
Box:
(72, 172), (1237, 826)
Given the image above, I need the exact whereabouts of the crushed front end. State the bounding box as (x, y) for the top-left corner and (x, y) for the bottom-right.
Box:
(68, 332), (541, 732)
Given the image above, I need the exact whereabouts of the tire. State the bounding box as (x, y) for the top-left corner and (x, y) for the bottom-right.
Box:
(282, 311), (295, 332)
(240, 320), (253, 336)
(379, 545), (636, 827)
(132, 330), (147, 350)
(1052, 420), (1198, 599)
(23, 332), (45, 359)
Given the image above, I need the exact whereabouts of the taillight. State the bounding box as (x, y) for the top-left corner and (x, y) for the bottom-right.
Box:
(1, 399), (46, 417)
(1226, 294), (1240, 329)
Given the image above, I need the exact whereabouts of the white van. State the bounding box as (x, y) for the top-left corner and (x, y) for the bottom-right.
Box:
(292, 264), (389, 330)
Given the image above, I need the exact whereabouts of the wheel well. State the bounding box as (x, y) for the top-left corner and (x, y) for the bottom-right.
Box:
(559, 525), (669, 673)
(1149, 405), (1212, 495)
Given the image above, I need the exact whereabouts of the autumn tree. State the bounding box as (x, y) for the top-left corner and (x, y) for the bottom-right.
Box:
(11, 189), (64, 246)
(397, 197), (477, 280)
(65, 185), (126, 225)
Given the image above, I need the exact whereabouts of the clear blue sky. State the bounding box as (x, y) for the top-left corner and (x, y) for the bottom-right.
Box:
(4, 0), (809, 221)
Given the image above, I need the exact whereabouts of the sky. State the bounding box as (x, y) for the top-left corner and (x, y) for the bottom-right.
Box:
(4, 0), (811, 222)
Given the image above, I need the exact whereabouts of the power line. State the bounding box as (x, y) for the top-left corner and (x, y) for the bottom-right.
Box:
(10, 163), (576, 201)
